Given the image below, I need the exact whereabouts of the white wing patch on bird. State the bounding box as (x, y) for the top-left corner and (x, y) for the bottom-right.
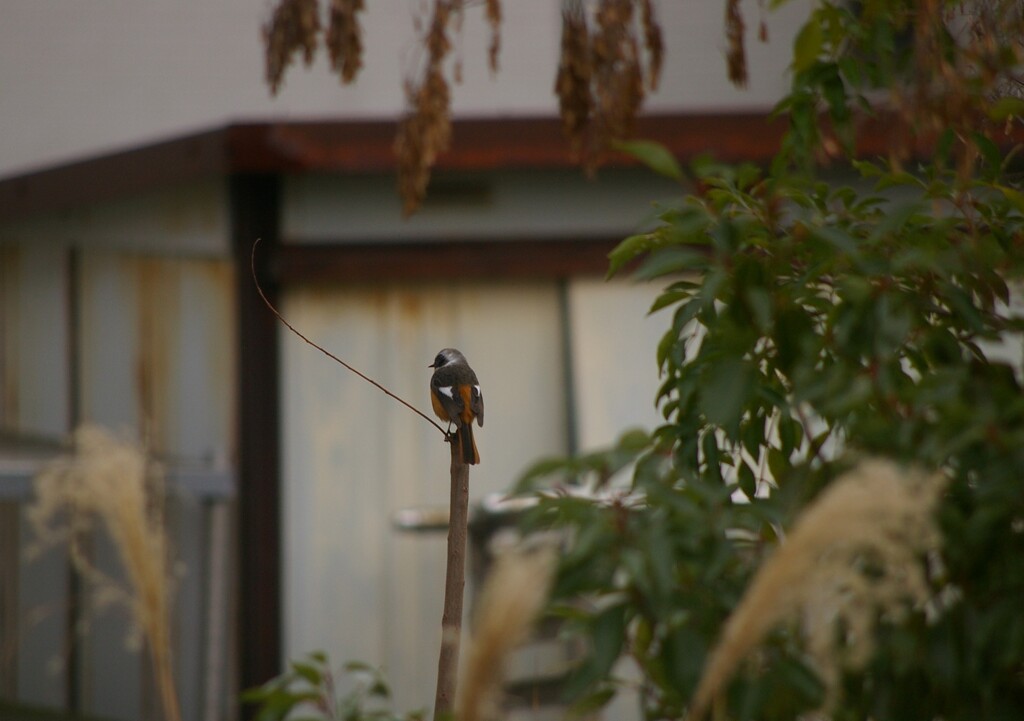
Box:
(438, 386), (455, 399)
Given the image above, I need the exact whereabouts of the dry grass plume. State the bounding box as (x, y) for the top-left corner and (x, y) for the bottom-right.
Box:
(690, 458), (948, 719)
(456, 543), (557, 721)
(27, 425), (181, 721)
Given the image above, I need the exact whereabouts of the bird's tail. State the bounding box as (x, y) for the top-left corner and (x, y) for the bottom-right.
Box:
(457, 423), (480, 465)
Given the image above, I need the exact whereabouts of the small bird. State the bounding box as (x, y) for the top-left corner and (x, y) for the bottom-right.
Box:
(429, 348), (484, 465)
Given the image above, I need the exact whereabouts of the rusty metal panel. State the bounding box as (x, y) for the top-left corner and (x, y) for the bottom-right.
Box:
(0, 243), (71, 438)
(0, 180), (229, 258)
(0, 242), (73, 709)
(280, 280), (566, 711)
(75, 250), (236, 721)
(78, 251), (235, 459)
(0, 245), (14, 430)
(14, 503), (72, 708)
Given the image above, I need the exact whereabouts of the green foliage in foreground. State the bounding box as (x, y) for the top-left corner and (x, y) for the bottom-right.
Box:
(516, 2), (1024, 719)
(247, 4), (1024, 721)
(242, 652), (425, 721)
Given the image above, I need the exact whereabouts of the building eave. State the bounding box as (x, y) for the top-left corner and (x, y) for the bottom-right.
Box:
(0, 112), (791, 222)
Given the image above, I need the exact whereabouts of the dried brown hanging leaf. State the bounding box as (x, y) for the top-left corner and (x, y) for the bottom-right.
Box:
(725, 0), (748, 88)
(757, 0), (769, 43)
(555, 0), (594, 156)
(396, 0), (455, 216)
(486, 0), (502, 73)
(603, 36), (644, 141)
(326, 0), (365, 84)
(263, 0), (322, 95)
(450, 0), (464, 84)
(639, 0), (663, 91)
(592, 0), (644, 159)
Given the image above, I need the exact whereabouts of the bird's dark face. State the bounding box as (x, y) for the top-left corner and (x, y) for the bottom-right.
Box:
(429, 352), (447, 369)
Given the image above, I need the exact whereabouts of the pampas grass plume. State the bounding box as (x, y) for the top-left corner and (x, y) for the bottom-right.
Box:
(456, 543), (557, 721)
(690, 458), (947, 718)
(28, 425), (181, 721)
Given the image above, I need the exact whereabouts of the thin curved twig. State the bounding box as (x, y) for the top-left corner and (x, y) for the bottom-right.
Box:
(250, 239), (447, 435)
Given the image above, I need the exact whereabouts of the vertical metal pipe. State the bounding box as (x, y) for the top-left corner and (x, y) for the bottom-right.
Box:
(557, 279), (579, 456)
(229, 174), (283, 717)
(65, 244), (82, 713)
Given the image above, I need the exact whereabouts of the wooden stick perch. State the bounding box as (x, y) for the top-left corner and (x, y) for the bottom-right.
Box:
(251, 239), (471, 718)
(434, 444), (470, 720)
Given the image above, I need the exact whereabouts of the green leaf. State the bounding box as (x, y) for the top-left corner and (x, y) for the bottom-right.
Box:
(607, 232), (656, 278)
(613, 140), (684, 181)
(742, 415), (766, 458)
(767, 446), (789, 483)
(634, 247), (708, 280)
(617, 427), (652, 452)
(851, 159), (884, 178)
(971, 131), (1003, 172)
(821, 65), (850, 127)
(656, 327), (680, 371)
(738, 460), (757, 498)
(811, 225), (859, 254)
(744, 286), (774, 332)
(290, 661), (323, 686)
(702, 431), (724, 484)
(792, 17), (824, 73)
(988, 96), (1024, 121)
(564, 605), (627, 699)
(998, 185), (1024, 215)
(516, 456), (577, 491)
(568, 686), (616, 718)
(875, 171), (924, 190)
(701, 359), (755, 436)
(650, 289), (693, 314)
(778, 414), (799, 456)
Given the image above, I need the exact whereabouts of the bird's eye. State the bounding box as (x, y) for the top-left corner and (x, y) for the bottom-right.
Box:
(434, 354), (446, 367)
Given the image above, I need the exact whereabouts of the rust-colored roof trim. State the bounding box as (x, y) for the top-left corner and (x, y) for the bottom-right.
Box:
(0, 113), (791, 221)
(3, 109), (978, 223)
(274, 237), (624, 283)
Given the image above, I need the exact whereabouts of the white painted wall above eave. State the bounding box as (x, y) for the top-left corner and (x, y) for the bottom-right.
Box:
(0, 0), (811, 179)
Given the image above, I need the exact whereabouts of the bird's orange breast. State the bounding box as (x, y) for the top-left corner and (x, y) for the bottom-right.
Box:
(431, 390), (451, 421)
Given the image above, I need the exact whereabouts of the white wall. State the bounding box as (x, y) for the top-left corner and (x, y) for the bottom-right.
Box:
(0, 0), (810, 178)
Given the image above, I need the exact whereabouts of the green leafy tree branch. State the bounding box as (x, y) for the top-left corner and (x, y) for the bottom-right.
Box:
(517, 2), (1024, 719)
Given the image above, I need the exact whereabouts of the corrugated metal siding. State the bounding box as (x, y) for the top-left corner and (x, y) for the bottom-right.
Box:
(280, 280), (567, 712)
(0, 243), (73, 708)
(0, 240), (236, 721)
(79, 251), (235, 459)
(77, 250), (236, 721)
(0, 243), (71, 438)
(0, 179), (229, 257)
